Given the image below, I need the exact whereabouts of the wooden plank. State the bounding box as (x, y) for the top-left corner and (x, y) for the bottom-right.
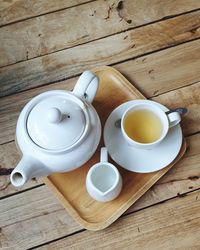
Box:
(38, 190), (200, 250)
(152, 82), (200, 136)
(0, 79), (76, 196)
(1, 131), (199, 199)
(0, 141), (43, 197)
(0, 133), (199, 249)
(0, 75), (199, 145)
(0, 10), (200, 94)
(25, 66), (186, 232)
(1, 0), (200, 68)
(128, 133), (200, 213)
(0, 186), (82, 250)
(115, 40), (200, 98)
(0, 0), (91, 26)
(0, 72), (199, 198)
(1, 0), (200, 27)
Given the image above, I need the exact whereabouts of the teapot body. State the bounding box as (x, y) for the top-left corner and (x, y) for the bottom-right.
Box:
(11, 71), (101, 187)
(16, 90), (101, 173)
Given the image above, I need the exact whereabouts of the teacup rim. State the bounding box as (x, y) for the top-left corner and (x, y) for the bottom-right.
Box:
(121, 102), (169, 147)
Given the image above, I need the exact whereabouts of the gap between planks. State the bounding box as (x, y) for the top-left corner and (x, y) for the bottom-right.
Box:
(1, 132), (200, 248)
(0, 0), (97, 28)
(0, 131), (199, 200)
(0, 183), (45, 201)
(1, 7), (200, 70)
(2, 38), (200, 102)
(1, 36), (200, 100)
(27, 229), (86, 250)
(1, 40), (200, 196)
(1, 64), (199, 198)
(28, 188), (200, 250)
(0, 77), (199, 145)
(0, 8), (200, 68)
(1, 11), (200, 98)
(1, 0), (199, 28)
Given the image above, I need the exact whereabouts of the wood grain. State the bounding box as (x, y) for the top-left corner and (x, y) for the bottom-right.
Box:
(38, 189), (200, 250)
(0, 141), (43, 197)
(0, 133), (199, 249)
(1, 11), (200, 95)
(41, 67), (185, 231)
(0, 186), (82, 250)
(128, 133), (200, 213)
(0, 2), (200, 249)
(0, 72), (199, 199)
(1, 0), (200, 68)
(0, 129), (199, 199)
(115, 40), (200, 98)
(0, 0), (91, 26)
(152, 82), (200, 136)
(0, 76), (199, 145)
(1, 0), (200, 27)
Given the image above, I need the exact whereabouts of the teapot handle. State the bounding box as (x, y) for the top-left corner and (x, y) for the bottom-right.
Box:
(73, 71), (99, 103)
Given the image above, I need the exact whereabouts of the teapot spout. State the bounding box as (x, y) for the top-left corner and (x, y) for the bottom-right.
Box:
(10, 156), (49, 187)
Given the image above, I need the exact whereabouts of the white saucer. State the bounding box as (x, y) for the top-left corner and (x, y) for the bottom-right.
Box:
(103, 100), (183, 173)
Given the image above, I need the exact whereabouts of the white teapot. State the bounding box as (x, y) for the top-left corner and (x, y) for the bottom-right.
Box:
(10, 71), (101, 187)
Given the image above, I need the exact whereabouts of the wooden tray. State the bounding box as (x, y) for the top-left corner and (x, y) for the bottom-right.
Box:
(44, 66), (186, 231)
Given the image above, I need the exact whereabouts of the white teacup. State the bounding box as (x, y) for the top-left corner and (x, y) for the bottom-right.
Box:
(86, 147), (122, 202)
(121, 101), (181, 149)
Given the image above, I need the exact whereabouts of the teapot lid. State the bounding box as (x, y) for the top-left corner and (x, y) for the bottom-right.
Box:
(27, 92), (88, 150)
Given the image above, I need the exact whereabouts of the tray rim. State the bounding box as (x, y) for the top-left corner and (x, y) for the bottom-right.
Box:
(44, 66), (187, 231)
(93, 66), (146, 99)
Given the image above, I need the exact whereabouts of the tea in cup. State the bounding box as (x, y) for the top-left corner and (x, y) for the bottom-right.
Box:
(121, 101), (181, 149)
(86, 147), (122, 202)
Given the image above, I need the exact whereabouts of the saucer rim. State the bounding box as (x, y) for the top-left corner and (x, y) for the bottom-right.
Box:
(103, 100), (183, 173)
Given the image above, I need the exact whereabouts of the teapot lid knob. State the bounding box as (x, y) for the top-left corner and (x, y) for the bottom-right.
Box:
(47, 108), (62, 124)
(27, 92), (88, 150)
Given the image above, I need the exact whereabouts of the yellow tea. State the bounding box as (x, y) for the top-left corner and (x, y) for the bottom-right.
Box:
(123, 109), (163, 143)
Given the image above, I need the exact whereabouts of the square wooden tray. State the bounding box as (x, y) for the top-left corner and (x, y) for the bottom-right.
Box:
(44, 66), (186, 231)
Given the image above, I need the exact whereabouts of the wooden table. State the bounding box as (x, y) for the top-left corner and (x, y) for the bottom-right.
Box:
(0, 1), (200, 249)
